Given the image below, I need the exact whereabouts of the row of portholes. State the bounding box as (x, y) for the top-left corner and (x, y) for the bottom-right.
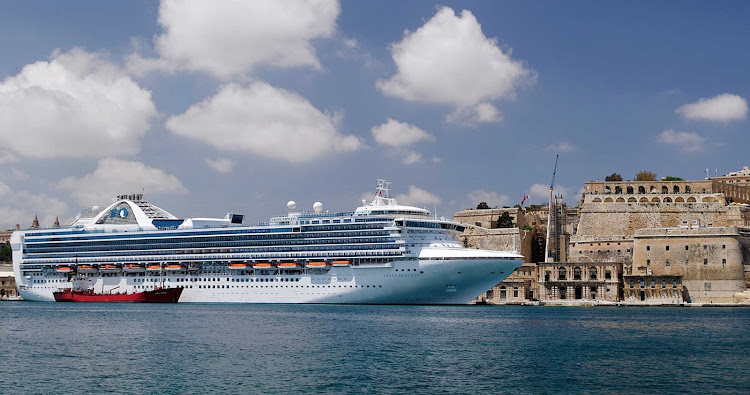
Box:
(603, 185), (701, 194)
(591, 196), (719, 203)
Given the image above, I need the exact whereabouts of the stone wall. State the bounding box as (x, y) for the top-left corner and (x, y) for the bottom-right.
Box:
(459, 226), (533, 263)
(454, 208), (528, 229)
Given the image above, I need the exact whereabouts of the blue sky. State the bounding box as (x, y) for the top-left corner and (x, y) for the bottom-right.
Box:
(0, 1), (748, 229)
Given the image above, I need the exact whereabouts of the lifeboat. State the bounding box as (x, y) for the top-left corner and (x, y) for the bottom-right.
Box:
(252, 262), (275, 270)
(146, 264), (162, 271)
(77, 264), (98, 273)
(332, 260), (351, 267)
(122, 264), (145, 273)
(228, 262), (252, 270)
(164, 263), (185, 271)
(56, 266), (74, 273)
(306, 261), (331, 269)
(278, 262), (301, 269)
(188, 264), (201, 271)
(99, 264), (121, 273)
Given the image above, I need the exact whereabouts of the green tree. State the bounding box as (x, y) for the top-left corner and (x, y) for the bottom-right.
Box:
(476, 202), (490, 209)
(0, 244), (11, 262)
(605, 173), (623, 181)
(662, 176), (684, 181)
(635, 170), (657, 181)
(497, 211), (514, 228)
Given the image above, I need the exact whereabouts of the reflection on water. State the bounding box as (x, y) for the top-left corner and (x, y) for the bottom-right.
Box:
(1, 304), (748, 393)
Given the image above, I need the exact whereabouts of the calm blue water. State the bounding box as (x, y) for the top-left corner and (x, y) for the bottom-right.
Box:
(0, 304), (748, 394)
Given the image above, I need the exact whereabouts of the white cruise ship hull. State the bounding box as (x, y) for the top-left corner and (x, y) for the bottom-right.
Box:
(18, 257), (521, 304)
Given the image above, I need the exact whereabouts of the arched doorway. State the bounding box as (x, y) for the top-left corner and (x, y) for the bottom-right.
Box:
(575, 286), (583, 299)
(590, 286), (598, 299)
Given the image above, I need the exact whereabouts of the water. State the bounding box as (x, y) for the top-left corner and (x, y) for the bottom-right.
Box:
(0, 304), (748, 394)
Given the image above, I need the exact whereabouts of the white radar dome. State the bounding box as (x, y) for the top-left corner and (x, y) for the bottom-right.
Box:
(92, 205), (100, 212)
(313, 201), (323, 213)
(287, 201), (296, 211)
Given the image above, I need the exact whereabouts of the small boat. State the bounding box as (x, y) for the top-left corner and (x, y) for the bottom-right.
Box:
(77, 264), (98, 273)
(278, 262), (301, 269)
(122, 264), (145, 273)
(253, 262), (275, 270)
(332, 260), (351, 267)
(53, 287), (183, 303)
(99, 264), (121, 273)
(188, 264), (200, 271)
(306, 261), (331, 269)
(164, 263), (185, 271)
(146, 264), (162, 271)
(228, 262), (252, 270)
(56, 266), (74, 273)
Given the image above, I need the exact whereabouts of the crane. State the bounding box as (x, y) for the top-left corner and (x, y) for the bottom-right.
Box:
(544, 155), (559, 263)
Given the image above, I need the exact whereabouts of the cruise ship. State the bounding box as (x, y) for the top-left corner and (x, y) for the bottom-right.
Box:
(12, 180), (524, 304)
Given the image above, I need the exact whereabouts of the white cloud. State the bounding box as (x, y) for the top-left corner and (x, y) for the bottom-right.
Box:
(676, 93), (748, 123)
(166, 82), (362, 163)
(546, 142), (576, 152)
(376, 7), (533, 123)
(128, 0), (340, 79)
(657, 129), (706, 153)
(431, 156), (442, 164)
(0, 181), (69, 230)
(343, 38), (358, 49)
(371, 118), (433, 147)
(0, 48), (156, 159)
(205, 158), (235, 173)
(0, 151), (18, 164)
(9, 168), (29, 181)
(395, 185), (441, 206)
(57, 158), (187, 207)
(466, 189), (510, 208)
(402, 150), (422, 165)
(530, 183), (569, 201)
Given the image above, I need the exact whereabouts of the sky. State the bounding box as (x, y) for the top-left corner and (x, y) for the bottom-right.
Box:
(0, 0), (748, 229)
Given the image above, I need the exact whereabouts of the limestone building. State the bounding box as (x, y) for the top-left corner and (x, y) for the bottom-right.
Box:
(623, 274), (683, 305)
(712, 166), (750, 185)
(537, 261), (621, 304)
(632, 226), (746, 303)
(475, 263), (538, 304)
(454, 207), (534, 262)
(0, 264), (17, 299)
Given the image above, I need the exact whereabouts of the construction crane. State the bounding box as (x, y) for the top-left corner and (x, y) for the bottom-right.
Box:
(544, 155), (559, 263)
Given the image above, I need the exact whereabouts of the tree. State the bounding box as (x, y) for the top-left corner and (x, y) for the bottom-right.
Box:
(497, 211), (514, 228)
(476, 202), (490, 210)
(662, 176), (683, 181)
(635, 170), (657, 181)
(605, 173), (623, 181)
(0, 244), (10, 262)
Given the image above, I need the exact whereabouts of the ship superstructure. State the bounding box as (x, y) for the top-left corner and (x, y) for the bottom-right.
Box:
(12, 180), (523, 304)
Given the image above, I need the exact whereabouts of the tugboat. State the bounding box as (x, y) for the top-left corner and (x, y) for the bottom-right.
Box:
(53, 284), (182, 303)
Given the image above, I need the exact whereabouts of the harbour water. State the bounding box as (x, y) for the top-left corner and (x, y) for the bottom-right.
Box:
(1, 304), (748, 393)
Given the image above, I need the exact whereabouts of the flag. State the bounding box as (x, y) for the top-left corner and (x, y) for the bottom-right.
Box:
(520, 194), (529, 205)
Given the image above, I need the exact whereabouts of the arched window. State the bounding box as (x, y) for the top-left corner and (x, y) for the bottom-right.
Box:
(592, 197), (602, 203)
(673, 185), (680, 193)
(604, 197), (613, 202)
(662, 186), (668, 194)
(650, 186), (657, 193)
(663, 197), (672, 202)
(500, 286), (507, 299)
(574, 267), (582, 280)
(685, 185), (691, 193)
(589, 267), (598, 280)
(687, 197), (696, 202)
(615, 186), (622, 194)
(558, 267), (567, 280)
(604, 186), (612, 194)
(616, 197), (625, 202)
(638, 186), (646, 194)
(627, 186), (634, 194)
(628, 197), (637, 202)
(513, 287), (519, 298)
(651, 197), (660, 203)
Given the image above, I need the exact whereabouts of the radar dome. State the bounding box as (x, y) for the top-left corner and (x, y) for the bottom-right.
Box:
(313, 201), (323, 213)
(92, 205), (100, 212)
(287, 201), (296, 211)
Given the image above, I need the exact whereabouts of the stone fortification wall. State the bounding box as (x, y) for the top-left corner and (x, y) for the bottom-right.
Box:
(454, 208), (528, 229)
(460, 226), (533, 263)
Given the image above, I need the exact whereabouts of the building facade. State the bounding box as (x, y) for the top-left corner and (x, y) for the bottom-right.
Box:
(538, 262), (622, 304)
(623, 274), (683, 305)
(475, 263), (538, 304)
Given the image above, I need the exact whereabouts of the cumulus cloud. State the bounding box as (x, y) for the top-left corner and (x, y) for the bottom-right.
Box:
(58, 158), (187, 207)
(0, 181), (69, 230)
(166, 82), (362, 163)
(530, 183), (569, 201)
(402, 150), (422, 165)
(371, 118), (433, 147)
(205, 158), (235, 173)
(376, 7), (533, 124)
(466, 189), (510, 208)
(546, 142), (576, 152)
(676, 93), (748, 123)
(658, 129), (706, 153)
(395, 185), (441, 206)
(0, 48), (157, 159)
(128, 0), (340, 79)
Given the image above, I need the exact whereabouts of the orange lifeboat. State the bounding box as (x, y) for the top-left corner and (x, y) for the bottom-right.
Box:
(99, 264), (121, 273)
(306, 261), (331, 269)
(123, 264), (145, 273)
(56, 266), (74, 273)
(252, 262), (275, 270)
(77, 264), (97, 273)
(332, 260), (351, 267)
(228, 262), (251, 270)
(146, 264), (162, 271)
(278, 262), (301, 269)
(164, 263), (185, 271)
